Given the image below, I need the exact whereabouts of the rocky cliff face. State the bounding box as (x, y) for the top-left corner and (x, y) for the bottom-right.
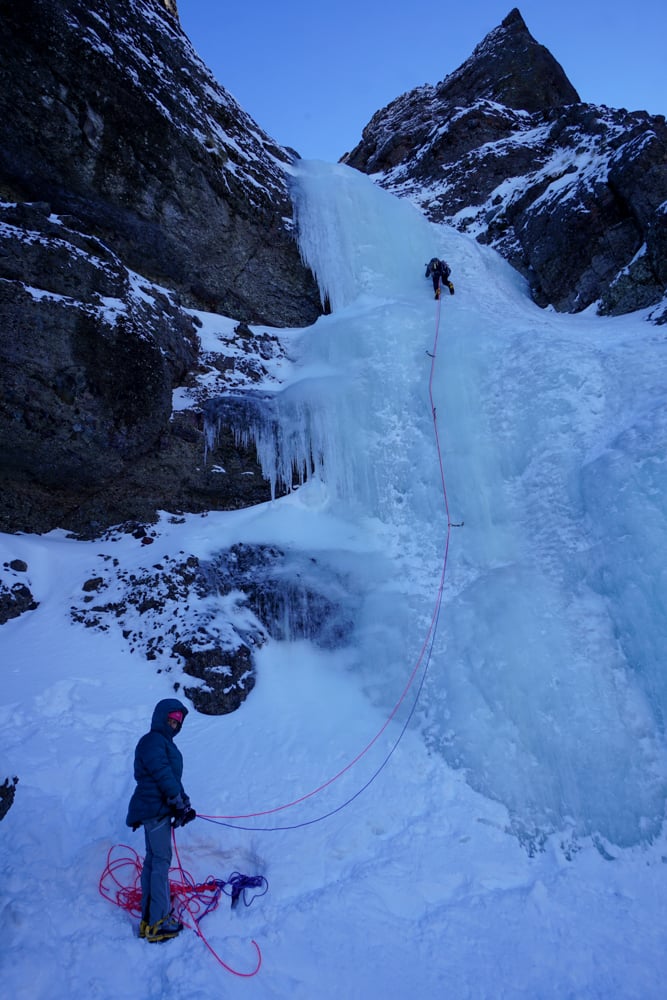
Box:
(1, 0), (318, 325)
(343, 8), (667, 321)
(0, 0), (321, 536)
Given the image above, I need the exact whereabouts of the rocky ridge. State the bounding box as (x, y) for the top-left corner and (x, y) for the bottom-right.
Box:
(343, 8), (667, 320)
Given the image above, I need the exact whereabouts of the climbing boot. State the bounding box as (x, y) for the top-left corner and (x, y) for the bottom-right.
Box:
(434, 288), (440, 300)
(138, 919), (149, 939)
(448, 282), (455, 295)
(145, 914), (183, 943)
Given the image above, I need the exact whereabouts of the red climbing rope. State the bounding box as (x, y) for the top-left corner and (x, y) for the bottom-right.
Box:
(430, 281), (453, 527)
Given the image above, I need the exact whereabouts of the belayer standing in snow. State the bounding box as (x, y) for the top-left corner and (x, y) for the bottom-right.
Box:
(425, 257), (455, 299)
(126, 698), (196, 942)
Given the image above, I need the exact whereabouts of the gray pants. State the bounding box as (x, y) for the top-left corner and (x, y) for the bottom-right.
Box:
(141, 816), (173, 926)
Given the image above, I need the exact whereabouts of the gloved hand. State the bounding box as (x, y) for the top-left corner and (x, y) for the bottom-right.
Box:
(172, 805), (196, 828)
(168, 794), (196, 827)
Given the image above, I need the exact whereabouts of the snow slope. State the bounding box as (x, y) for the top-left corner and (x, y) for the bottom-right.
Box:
(2, 160), (667, 999)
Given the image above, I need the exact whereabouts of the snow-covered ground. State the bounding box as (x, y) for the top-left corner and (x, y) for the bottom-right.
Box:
(2, 161), (667, 998)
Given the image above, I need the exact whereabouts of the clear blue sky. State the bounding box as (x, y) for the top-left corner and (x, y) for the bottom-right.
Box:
(179, 0), (666, 162)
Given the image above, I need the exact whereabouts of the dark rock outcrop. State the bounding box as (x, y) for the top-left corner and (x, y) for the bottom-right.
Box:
(0, 558), (39, 624)
(69, 539), (358, 714)
(0, 582), (39, 624)
(0, 0), (321, 535)
(69, 545), (263, 715)
(0, 777), (18, 822)
(175, 642), (256, 716)
(203, 543), (358, 649)
(343, 8), (667, 320)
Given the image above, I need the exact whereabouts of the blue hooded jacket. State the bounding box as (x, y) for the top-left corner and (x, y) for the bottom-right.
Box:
(126, 698), (189, 828)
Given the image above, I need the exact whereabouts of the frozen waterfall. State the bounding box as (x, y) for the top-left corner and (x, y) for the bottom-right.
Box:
(218, 160), (667, 847)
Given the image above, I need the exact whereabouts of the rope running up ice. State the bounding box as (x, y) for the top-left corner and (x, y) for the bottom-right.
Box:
(198, 277), (455, 832)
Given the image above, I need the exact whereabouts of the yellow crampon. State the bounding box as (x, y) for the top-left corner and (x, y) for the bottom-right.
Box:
(143, 914), (183, 943)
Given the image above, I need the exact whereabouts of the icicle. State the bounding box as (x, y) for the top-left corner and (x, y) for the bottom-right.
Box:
(202, 380), (349, 502)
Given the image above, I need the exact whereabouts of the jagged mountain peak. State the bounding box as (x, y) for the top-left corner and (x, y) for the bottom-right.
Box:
(343, 8), (580, 174)
(438, 7), (580, 112)
(343, 9), (666, 323)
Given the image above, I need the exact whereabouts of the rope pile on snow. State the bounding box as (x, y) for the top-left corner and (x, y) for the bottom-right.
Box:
(99, 838), (267, 977)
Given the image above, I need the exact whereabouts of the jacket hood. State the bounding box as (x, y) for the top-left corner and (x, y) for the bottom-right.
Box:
(150, 697), (189, 738)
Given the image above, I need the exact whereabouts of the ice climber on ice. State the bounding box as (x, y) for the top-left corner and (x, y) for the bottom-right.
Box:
(425, 257), (455, 299)
(126, 698), (196, 942)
